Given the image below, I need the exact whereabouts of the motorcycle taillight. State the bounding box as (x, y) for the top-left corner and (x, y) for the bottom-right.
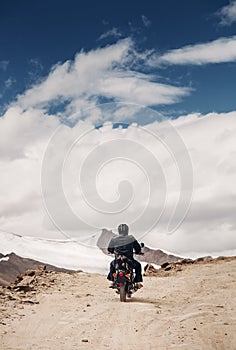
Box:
(119, 271), (124, 277)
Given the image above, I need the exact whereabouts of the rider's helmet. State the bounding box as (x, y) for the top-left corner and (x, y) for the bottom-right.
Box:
(118, 223), (129, 236)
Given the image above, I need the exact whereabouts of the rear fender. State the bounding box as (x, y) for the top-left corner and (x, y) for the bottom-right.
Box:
(116, 270), (126, 285)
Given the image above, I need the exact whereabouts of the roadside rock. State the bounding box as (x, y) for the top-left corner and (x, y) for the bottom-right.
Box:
(144, 256), (236, 277)
(1, 265), (68, 308)
(194, 256), (213, 263)
(0, 253), (73, 286)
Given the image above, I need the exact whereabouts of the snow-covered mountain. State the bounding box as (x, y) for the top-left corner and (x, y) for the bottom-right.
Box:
(0, 231), (111, 274)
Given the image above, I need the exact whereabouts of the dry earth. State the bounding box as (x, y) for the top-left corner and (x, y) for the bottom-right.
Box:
(0, 258), (236, 350)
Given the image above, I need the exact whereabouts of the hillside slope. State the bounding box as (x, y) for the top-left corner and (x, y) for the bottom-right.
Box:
(0, 252), (73, 286)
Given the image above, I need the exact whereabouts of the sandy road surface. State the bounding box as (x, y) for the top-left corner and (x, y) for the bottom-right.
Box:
(1, 259), (236, 350)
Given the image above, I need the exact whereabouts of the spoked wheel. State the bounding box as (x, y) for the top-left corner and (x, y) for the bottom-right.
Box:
(119, 285), (126, 302)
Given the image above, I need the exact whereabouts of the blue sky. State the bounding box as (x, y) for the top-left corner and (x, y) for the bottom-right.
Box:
(1, 0), (236, 119)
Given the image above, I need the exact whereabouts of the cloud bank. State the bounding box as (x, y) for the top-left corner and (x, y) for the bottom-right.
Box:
(0, 104), (236, 257)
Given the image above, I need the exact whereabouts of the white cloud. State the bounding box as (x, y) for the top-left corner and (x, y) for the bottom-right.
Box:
(0, 106), (60, 237)
(14, 38), (190, 123)
(153, 36), (236, 65)
(97, 73), (190, 105)
(143, 112), (236, 255)
(102, 19), (109, 26)
(141, 15), (151, 28)
(98, 27), (122, 41)
(29, 58), (43, 71)
(217, 1), (236, 26)
(4, 77), (15, 89)
(0, 106), (59, 160)
(28, 58), (44, 81)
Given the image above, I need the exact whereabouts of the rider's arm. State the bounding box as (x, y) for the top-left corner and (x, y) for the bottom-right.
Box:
(133, 239), (141, 254)
(107, 239), (115, 254)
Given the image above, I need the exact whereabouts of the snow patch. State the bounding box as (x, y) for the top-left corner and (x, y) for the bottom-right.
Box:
(0, 231), (111, 274)
(0, 256), (9, 262)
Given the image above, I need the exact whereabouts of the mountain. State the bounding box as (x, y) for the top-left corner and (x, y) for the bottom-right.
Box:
(97, 228), (182, 265)
(0, 231), (111, 274)
(0, 252), (73, 286)
(0, 229), (181, 280)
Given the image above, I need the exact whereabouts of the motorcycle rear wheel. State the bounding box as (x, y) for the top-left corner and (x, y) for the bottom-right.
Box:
(119, 285), (126, 302)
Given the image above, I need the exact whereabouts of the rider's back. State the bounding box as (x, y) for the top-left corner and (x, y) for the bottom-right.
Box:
(108, 234), (140, 259)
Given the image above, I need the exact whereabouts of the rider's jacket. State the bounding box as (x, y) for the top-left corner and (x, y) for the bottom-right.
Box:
(107, 234), (141, 260)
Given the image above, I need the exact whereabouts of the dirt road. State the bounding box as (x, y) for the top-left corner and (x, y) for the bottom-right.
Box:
(1, 259), (236, 349)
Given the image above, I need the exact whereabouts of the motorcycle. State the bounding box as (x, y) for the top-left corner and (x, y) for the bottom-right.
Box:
(111, 243), (144, 302)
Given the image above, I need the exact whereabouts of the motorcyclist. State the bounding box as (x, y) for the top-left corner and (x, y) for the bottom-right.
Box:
(107, 223), (143, 288)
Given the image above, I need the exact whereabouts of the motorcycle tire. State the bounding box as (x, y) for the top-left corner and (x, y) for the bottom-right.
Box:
(119, 285), (126, 302)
